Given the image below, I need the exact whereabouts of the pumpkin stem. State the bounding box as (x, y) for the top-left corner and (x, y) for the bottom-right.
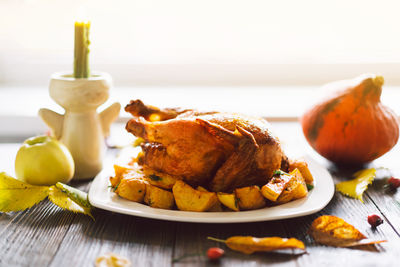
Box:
(358, 75), (383, 102)
(372, 76), (384, 88)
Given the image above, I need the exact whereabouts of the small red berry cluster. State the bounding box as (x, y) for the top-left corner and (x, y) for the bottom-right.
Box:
(366, 177), (400, 228)
(387, 177), (400, 189)
(367, 214), (384, 228)
(172, 247), (225, 263)
(207, 247), (224, 260)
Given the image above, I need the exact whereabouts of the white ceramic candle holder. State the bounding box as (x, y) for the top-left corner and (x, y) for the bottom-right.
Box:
(39, 72), (121, 180)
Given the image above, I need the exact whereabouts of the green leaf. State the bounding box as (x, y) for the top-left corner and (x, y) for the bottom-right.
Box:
(336, 168), (376, 203)
(48, 183), (93, 219)
(0, 172), (49, 212)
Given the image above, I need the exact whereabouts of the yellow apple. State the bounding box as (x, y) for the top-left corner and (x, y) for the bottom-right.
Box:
(15, 136), (75, 185)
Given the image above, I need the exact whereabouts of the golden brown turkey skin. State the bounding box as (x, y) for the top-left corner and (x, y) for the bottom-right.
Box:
(127, 116), (233, 186)
(125, 100), (286, 192)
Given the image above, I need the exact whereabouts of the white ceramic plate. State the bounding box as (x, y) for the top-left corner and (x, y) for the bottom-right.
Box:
(88, 155), (334, 223)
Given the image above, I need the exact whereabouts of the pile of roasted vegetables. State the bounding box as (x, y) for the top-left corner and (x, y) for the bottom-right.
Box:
(109, 158), (314, 212)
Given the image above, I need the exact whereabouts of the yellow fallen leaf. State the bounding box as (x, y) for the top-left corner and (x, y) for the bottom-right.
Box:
(55, 182), (92, 209)
(48, 184), (93, 219)
(0, 172), (93, 219)
(0, 172), (49, 212)
(208, 236), (305, 254)
(336, 168), (376, 202)
(309, 215), (386, 247)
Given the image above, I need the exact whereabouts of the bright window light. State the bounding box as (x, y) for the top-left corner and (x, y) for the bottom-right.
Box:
(1, 0), (400, 85)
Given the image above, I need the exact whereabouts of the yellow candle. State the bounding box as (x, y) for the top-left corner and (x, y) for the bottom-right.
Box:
(74, 21), (90, 78)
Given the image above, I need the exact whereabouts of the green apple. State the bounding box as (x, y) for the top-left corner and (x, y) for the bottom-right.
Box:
(15, 136), (75, 185)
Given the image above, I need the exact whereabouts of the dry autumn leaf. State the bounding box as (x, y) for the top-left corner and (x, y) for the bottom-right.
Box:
(48, 184), (93, 219)
(0, 172), (93, 219)
(0, 172), (49, 212)
(95, 253), (131, 267)
(309, 215), (386, 247)
(336, 168), (376, 202)
(208, 236), (305, 254)
(55, 182), (92, 210)
(0, 172), (94, 219)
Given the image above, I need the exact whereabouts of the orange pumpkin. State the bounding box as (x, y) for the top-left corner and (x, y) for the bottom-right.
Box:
(301, 74), (399, 165)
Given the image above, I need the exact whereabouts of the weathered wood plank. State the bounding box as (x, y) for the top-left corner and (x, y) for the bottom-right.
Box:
(0, 201), (77, 267)
(284, 192), (400, 267)
(48, 209), (176, 267)
(365, 146), (400, 237)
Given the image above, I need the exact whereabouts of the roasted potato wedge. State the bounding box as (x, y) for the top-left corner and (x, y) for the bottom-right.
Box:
(173, 180), (218, 212)
(143, 166), (178, 190)
(114, 164), (134, 178)
(196, 186), (208, 192)
(289, 169), (308, 199)
(217, 192), (239, 211)
(235, 186), (266, 210)
(116, 177), (147, 202)
(144, 184), (175, 209)
(196, 186), (223, 212)
(289, 159), (314, 185)
(276, 169), (308, 204)
(110, 175), (120, 189)
(110, 164), (134, 187)
(261, 172), (294, 201)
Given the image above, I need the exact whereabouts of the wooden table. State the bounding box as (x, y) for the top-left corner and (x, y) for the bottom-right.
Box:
(1, 122), (400, 267)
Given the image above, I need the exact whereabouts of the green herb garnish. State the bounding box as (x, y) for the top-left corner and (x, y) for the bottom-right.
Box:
(149, 174), (162, 181)
(273, 170), (288, 176)
(133, 137), (145, 147)
(234, 196), (239, 209)
(306, 184), (314, 191)
(111, 182), (120, 192)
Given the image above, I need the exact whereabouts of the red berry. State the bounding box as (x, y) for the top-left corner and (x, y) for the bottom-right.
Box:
(388, 177), (400, 189)
(367, 214), (383, 228)
(207, 247), (224, 260)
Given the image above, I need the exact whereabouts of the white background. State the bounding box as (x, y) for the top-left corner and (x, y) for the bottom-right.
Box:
(2, 0), (400, 86)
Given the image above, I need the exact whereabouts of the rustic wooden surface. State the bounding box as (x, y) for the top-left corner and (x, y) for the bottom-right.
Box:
(1, 122), (400, 267)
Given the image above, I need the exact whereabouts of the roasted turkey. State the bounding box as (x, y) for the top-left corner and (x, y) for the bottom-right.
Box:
(125, 100), (289, 192)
